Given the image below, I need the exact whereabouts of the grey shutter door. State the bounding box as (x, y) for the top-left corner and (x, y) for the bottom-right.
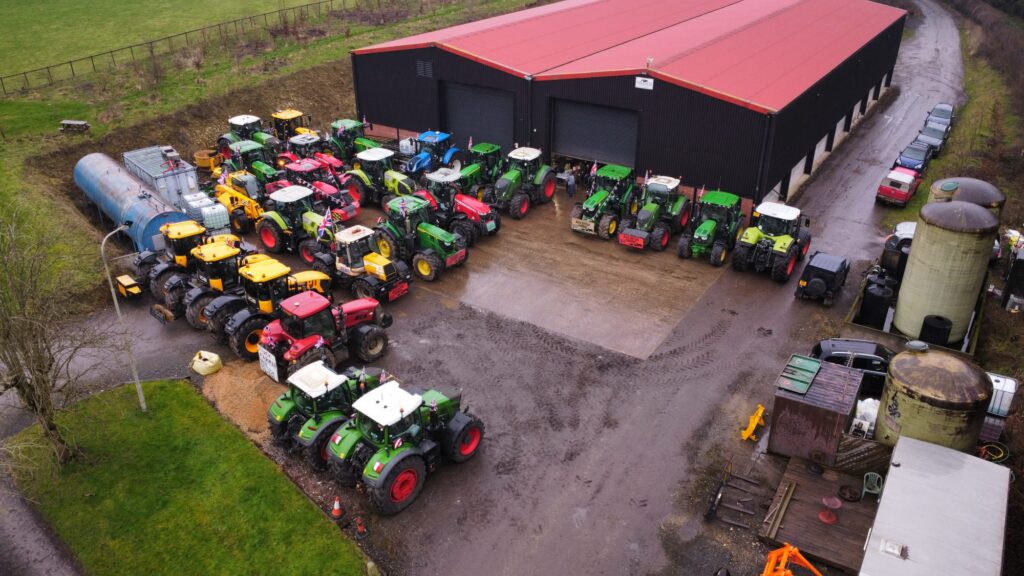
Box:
(552, 99), (638, 167)
(441, 82), (515, 152)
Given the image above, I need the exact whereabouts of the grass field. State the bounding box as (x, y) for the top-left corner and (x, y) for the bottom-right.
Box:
(0, 0), (316, 74)
(9, 380), (367, 576)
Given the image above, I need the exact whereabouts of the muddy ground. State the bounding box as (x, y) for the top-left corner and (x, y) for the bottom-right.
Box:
(7, 0), (970, 574)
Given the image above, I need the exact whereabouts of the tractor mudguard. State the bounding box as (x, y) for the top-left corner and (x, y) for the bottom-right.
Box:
(344, 169), (372, 187)
(149, 261), (181, 282)
(582, 189), (610, 211)
(442, 147), (462, 167)
(362, 444), (422, 488)
(295, 411), (349, 448)
(313, 251), (337, 274)
(532, 164), (552, 186)
(325, 425), (363, 463)
(670, 196), (688, 216)
(133, 250), (158, 272)
(183, 286), (215, 309)
(407, 152), (431, 174)
(772, 235), (796, 254)
(224, 308), (272, 339)
(442, 411), (476, 459)
(267, 392), (298, 427)
(204, 293), (247, 322)
(259, 211), (290, 232)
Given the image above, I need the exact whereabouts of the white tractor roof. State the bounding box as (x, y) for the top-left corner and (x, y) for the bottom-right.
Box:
(352, 380), (422, 427)
(289, 133), (321, 146)
(287, 361), (347, 398)
(755, 202), (800, 221)
(647, 175), (680, 189)
(886, 169), (916, 185)
(508, 147), (542, 161)
(229, 114), (261, 125)
(426, 168), (461, 184)
(269, 185), (313, 203)
(336, 224), (375, 243)
(356, 147), (394, 162)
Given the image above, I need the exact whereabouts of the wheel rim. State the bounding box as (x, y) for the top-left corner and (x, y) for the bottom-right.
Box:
(356, 285), (371, 298)
(244, 330), (263, 354)
(390, 469), (418, 502)
(544, 179), (555, 198)
(630, 200), (638, 215)
(519, 199), (528, 215)
(260, 227), (276, 248)
(320, 441), (330, 462)
(609, 219), (617, 235)
(301, 245), (313, 263)
(787, 255), (795, 275)
(681, 211), (690, 228)
(802, 241), (810, 255)
(378, 239), (391, 258)
(720, 248), (727, 262)
(459, 426), (481, 456)
(660, 234), (668, 249)
(416, 259), (432, 276)
(366, 335), (385, 356)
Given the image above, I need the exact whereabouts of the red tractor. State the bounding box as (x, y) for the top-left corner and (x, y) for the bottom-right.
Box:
(267, 157), (360, 222)
(416, 168), (501, 246)
(276, 133), (347, 182)
(258, 291), (393, 383)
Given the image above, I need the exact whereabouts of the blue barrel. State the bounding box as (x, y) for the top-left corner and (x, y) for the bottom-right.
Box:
(74, 153), (190, 252)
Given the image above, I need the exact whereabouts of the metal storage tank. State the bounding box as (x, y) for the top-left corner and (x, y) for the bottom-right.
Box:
(122, 146), (199, 210)
(927, 178), (959, 202)
(893, 201), (998, 341)
(74, 153), (190, 252)
(950, 177), (1005, 218)
(875, 342), (991, 451)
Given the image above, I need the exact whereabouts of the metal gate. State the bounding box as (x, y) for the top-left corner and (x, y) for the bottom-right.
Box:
(441, 82), (515, 151)
(552, 99), (639, 167)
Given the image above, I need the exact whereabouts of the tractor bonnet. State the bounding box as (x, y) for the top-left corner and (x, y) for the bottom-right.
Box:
(353, 380), (423, 426)
(583, 188), (609, 210)
(287, 361), (347, 398)
(694, 218), (718, 241)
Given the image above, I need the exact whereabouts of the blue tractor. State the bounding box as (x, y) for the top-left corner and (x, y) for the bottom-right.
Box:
(404, 131), (464, 180)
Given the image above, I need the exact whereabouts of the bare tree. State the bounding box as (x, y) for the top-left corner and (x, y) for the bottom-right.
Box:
(0, 217), (107, 464)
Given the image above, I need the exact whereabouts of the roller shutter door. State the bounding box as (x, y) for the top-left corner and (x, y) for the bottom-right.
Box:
(442, 82), (515, 151)
(552, 100), (638, 167)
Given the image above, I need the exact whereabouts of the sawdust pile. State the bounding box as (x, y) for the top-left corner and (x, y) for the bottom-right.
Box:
(201, 360), (283, 446)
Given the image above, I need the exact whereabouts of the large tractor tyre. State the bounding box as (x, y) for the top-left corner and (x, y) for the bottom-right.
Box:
(344, 178), (365, 204)
(305, 421), (345, 472)
(206, 306), (239, 342)
(650, 223), (671, 252)
(228, 316), (269, 360)
(677, 235), (693, 259)
(257, 220), (286, 254)
(369, 456), (426, 515)
(677, 206), (692, 233)
(510, 193), (530, 220)
(331, 460), (362, 488)
(270, 414), (304, 449)
(311, 257), (334, 277)
(570, 204), (584, 221)
(489, 212), (502, 235)
(732, 244), (752, 272)
(770, 247), (798, 283)
(411, 252), (442, 282)
(288, 347), (336, 379)
(448, 416), (485, 464)
(149, 268), (178, 304)
(540, 173), (557, 203)
(354, 325), (389, 362)
(298, 238), (322, 265)
(350, 278), (374, 300)
(728, 225), (742, 250)
(709, 242), (728, 267)
(230, 209), (252, 235)
(163, 278), (188, 317)
(797, 229), (812, 262)
(374, 229), (405, 261)
(452, 220), (477, 248)
(185, 293), (217, 330)
(597, 214), (619, 240)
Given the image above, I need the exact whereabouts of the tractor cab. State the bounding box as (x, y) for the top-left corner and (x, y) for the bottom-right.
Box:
(333, 225), (385, 275)
(286, 360), (358, 416)
(226, 140), (280, 183)
(467, 142), (504, 178)
(414, 131), (452, 160)
(406, 131), (460, 175)
(593, 164), (635, 200)
(331, 118), (366, 143)
(385, 195), (432, 232)
(351, 380), (424, 447)
(267, 186), (316, 220)
(636, 176), (680, 229)
(161, 220), (208, 268)
(285, 158), (337, 190)
(239, 257), (295, 314)
(228, 170), (263, 201)
(506, 147), (542, 180)
(229, 114), (264, 140)
(421, 168), (462, 209)
(279, 291), (340, 342)
(751, 202), (801, 237)
(271, 109), (314, 140)
(190, 241), (246, 293)
(283, 133), (324, 164)
(354, 147), (395, 182)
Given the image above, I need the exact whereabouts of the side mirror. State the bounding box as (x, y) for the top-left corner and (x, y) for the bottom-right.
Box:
(804, 217), (811, 228)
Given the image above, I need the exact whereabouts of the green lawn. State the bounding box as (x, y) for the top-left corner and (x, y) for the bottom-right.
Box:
(9, 380), (367, 576)
(0, 0), (316, 74)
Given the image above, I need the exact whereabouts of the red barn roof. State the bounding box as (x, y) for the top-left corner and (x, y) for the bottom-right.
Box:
(355, 0), (906, 113)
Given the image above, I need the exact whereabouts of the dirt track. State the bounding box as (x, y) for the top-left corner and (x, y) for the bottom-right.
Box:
(17, 1), (965, 574)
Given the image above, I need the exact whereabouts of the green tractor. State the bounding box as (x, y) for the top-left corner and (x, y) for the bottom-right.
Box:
(459, 142), (505, 197)
(323, 119), (379, 163)
(677, 190), (746, 267)
(218, 114), (280, 155)
(570, 164), (639, 239)
(268, 361), (383, 470)
(342, 147), (416, 206)
(484, 147), (556, 219)
(220, 140), (281, 185)
(731, 201), (812, 282)
(256, 186), (342, 264)
(326, 379), (484, 514)
(617, 175), (690, 251)
(374, 196), (468, 282)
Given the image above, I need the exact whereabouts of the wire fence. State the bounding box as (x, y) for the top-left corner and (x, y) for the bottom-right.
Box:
(0, 0), (358, 95)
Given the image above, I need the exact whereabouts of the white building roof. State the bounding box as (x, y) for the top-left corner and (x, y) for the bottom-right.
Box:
(229, 114), (261, 125)
(508, 147), (542, 161)
(336, 224), (374, 243)
(289, 133), (321, 146)
(356, 147), (395, 162)
(755, 201), (800, 221)
(286, 361), (347, 398)
(269, 185), (313, 203)
(426, 168), (461, 184)
(859, 437), (1009, 576)
(647, 175), (680, 190)
(352, 380), (423, 427)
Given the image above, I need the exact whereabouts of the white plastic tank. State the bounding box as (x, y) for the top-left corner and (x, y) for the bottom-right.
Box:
(893, 201), (999, 341)
(186, 196), (214, 222)
(399, 138), (416, 156)
(200, 204), (230, 232)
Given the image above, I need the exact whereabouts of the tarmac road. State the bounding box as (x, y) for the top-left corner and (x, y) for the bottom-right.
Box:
(0, 1), (962, 574)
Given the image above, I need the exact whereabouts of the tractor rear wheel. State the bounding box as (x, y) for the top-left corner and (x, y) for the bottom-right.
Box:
(677, 235), (693, 259)
(449, 416), (485, 463)
(230, 209), (252, 235)
(598, 214), (618, 239)
(350, 278), (374, 300)
(298, 238), (322, 265)
(354, 325), (389, 362)
(185, 293), (217, 330)
(771, 247), (798, 283)
(306, 421), (344, 472)
(412, 252), (442, 282)
(677, 207), (691, 233)
(510, 193), (530, 219)
(149, 268), (178, 303)
(452, 220), (477, 247)
(229, 316), (269, 360)
(797, 229), (812, 261)
(270, 414), (303, 449)
(710, 242), (728, 267)
(651, 223), (670, 252)
(729, 225), (742, 250)
(257, 220), (285, 254)
(540, 173), (556, 203)
(345, 178), (365, 204)
(369, 456), (426, 515)
(732, 244), (752, 272)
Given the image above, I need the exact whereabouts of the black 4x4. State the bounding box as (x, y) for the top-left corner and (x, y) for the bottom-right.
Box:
(794, 251), (850, 307)
(810, 338), (895, 397)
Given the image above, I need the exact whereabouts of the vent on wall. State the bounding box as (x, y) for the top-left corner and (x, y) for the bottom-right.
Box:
(416, 60), (434, 78)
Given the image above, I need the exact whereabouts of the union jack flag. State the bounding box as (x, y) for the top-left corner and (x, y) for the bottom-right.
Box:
(468, 136), (473, 149)
(317, 208), (333, 240)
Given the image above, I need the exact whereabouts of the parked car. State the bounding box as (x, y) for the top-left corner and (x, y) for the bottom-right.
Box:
(926, 103), (956, 128)
(914, 122), (950, 156)
(810, 338), (895, 397)
(876, 167), (922, 207)
(886, 221), (1001, 266)
(893, 141), (933, 173)
(794, 252), (849, 307)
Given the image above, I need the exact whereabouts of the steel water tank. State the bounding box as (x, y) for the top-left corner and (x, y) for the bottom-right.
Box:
(951, 178), (1005, 218)
(875, 343), (991, 451)
(893, 201), (998, 341)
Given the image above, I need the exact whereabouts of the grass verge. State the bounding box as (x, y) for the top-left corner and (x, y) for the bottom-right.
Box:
(8, 380), (366, 576)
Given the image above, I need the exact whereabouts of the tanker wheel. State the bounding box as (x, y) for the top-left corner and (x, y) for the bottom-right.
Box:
(229, 316), (268, 360)
(369, 456), (426, 515)
(305, 420), (344, 472)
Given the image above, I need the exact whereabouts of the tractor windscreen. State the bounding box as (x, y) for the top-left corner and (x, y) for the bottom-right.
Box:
(646, 185), (668, 204)
(701, 203), (726, 223)
(360, 417), (386, 444)
(758, 215), (790, 236)
(170, 235), (202, 257)
(595, 176), (620, 193)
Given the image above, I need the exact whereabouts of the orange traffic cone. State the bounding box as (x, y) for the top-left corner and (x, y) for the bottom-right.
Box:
(330, 496), (345, 521)
(354, 516), (369, 540)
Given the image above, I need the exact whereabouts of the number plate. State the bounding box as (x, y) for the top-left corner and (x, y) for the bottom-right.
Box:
(388, 281), (409, 302)
(258, 345), (280, 383)
(446, 249), (466, 267)
(485, 220), (496, 232)
(571, 218), (596, 233)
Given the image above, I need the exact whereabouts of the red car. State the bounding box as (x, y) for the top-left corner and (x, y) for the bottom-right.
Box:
(875, 167), (921, 207)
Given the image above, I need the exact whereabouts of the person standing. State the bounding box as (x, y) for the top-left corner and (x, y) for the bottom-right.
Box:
(566, 166), (577, 199)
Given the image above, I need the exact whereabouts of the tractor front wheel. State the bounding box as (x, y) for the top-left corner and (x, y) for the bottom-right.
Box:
(369, 456), (426, 515)
(510, 193), (530, 219)
(257, 220), (285, 254)
(710, 242), (728, 267)
(298, 238), (322, 265)
(598, 214), (618, 239)
(374, 229), (404, 261)
(412, 252), (442, 282)
(677, 235), (693, 259)
(452, 220), (477, 247)
(651, 223), (670, 252)
(771, 248), (798, 283)
(185, 293), (217, 330)
(228, 316), (269, 360)
(541, 173), (556, 203)
(732, 244), (752, 272)
(230, 209), (252, 235)
(345, 178), (365, 204)
(449, 416), (485, 463)
(306, 421), (344, 472)
(350, 278), (374, 300)
(354, 325), (389, 362)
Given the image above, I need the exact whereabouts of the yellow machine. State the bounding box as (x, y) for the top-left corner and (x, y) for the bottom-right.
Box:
(153, 241), (263, 327)
(761, 544), (823, 576)
(135, 219), (244, 302)
(215, 170), (265, 234)
(271, 108), (316, 139)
